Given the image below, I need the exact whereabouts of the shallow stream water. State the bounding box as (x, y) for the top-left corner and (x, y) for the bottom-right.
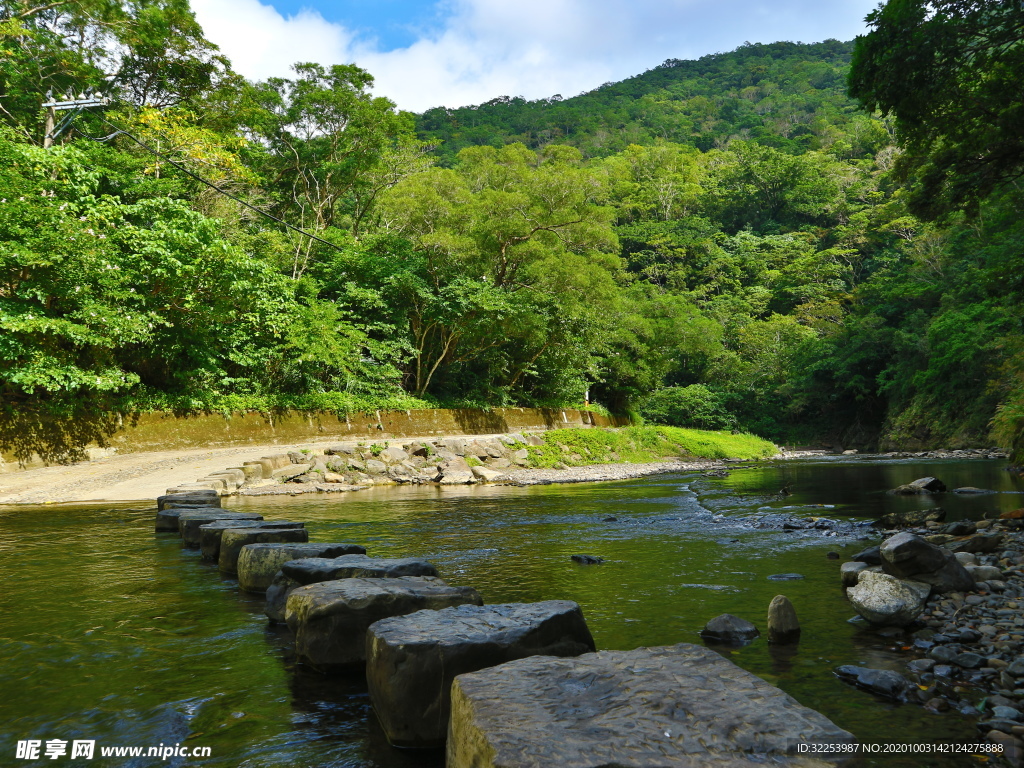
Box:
(2, 456), (1023, 767)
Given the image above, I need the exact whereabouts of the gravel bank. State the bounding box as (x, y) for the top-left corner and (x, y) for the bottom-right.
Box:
(504, 458), (729, 485)
(835, 511), (1024, 760)
(887, 519), (1024, 741)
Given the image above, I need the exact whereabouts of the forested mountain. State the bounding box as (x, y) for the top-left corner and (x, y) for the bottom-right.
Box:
(1, 0), (1021, 462)
(416, 40), (887, 163)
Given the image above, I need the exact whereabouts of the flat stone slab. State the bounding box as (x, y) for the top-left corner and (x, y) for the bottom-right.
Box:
(177, 511), (264, 546)
(447, 643), (854, 768)
(367, 601), (596, 748)
(265, 556), (438, 622)
(198, 520), (306, 560)
(286, 576), (483, 672)
(218, 527), (308, 574)
(236, 542), (367, 593)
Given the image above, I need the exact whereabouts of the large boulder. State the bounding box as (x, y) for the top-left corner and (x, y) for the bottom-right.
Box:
(379, 446), (409, 464)
(889, 477), (946, 495)
(846, 571), (927, 626)
(840, 561), (871, 587)
(218, 527), (309, 574)
(446, 644), (854, 768)
(700, 613), (760, 646)
(880, 532), (975, 593)
(367, 601), (596, 748)
(966, 564), (1003, 582)
(265, 556), (438, 622)
(834, 666), (909, 701)
(946, 533), (1004, 554)
(851, 545), (882, 564)
(177, 511), (263, 546)
(470, 465), (507, 483)
(198, 520), (305, 561)
(285, 576), (483, 672)
(236, 542), (367, 593)
(910, 476), (947, 493)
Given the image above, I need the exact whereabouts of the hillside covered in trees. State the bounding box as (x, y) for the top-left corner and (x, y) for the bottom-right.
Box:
(1, 0), (1022, 461)
(417, 40), (879, 162)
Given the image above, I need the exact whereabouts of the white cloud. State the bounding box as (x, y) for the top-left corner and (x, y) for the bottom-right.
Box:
(191, 0), (878, 111)
(192, 0), (355, 81)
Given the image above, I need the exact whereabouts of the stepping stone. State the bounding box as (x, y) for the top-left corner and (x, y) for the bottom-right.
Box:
(286, 577), (483, 672)
(157, 491), (220, 511)
(155, 506), (218, 532)
(236, 543), (367, 593)
(447, 644), (854, 768)
(177, 511), (264, 546)
(367, 601), (596, 748)
(265, 556), (438, 622)
(198, 520), (306, 560)
(218, 528), (309, 574)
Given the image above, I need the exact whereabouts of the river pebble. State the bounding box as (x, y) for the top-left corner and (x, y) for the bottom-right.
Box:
(872, 518), (1024, 744)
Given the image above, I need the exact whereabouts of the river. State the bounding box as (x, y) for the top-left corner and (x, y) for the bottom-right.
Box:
(1, 455), (1022, 767)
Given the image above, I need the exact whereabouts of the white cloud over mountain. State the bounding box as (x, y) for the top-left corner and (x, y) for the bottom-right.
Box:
(191, 0), (878, 111)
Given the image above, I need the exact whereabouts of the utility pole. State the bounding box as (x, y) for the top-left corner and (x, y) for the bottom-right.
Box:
(43, 104), (55, 149)
(41, 90), (109, 147)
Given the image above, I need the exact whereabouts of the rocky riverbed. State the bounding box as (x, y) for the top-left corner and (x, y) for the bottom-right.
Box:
(839, 506), (1024, 759)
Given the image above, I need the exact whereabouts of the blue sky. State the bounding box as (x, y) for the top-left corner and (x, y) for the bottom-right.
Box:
(256, 0), (449, 50)
(191, 0), (881, 111)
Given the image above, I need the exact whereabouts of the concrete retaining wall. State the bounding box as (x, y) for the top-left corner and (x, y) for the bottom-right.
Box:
(1, 407), (627, 473)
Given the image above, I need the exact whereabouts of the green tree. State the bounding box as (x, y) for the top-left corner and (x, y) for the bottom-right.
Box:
(244, 63), (423, 277)
(373, 143), (621, 399)
(1, 0), (228, 139)
(0, 131), (389, 440)
(849, 0), (1024, 219)
(712, 141), (851, 232)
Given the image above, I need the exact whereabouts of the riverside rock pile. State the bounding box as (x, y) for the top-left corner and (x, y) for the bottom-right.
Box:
(166, 434), (545, 496)
(153, 487), (853, 765)
(164, 432), (751, 498)
(882, 448), (1009, 460)
(839, 497), (1024, 756)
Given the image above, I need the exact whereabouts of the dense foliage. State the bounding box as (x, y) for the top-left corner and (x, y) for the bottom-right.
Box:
(1, 0), (1021, 460)
(848, 0), (1024, 220)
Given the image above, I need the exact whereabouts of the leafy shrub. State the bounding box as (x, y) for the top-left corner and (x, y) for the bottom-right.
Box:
(639, 386), (736, 430)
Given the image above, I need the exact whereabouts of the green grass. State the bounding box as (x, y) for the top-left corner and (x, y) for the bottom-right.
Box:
(524, 426), (777, 468)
